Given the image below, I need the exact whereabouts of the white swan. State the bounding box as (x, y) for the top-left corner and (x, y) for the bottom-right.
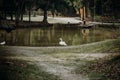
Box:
(0, 41), (6, 45)
(59, 38), (67, 46)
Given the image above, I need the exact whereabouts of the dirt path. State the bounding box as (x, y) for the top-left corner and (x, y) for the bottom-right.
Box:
(2, 46), (117, 80)
(8, 48), (89, 80)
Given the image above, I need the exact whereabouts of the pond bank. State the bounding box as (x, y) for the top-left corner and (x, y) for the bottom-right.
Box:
(0, 38), (120, 80)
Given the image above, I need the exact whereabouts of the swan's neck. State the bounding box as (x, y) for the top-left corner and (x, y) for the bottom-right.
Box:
(60, 38), (63, 41)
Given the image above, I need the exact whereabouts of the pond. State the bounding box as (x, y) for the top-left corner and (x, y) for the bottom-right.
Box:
(0, 25), (120, 46)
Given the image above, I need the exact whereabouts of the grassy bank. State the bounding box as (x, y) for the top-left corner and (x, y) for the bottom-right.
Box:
(75, 55), (120, 80)
(75, 38), (120, 80)
(0, 38), (120, 80)
(44, 38), (120, 54)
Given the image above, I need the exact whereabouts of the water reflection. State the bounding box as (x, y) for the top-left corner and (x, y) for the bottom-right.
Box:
(0, 26), (120, 46)
(81, 29), (90, 42)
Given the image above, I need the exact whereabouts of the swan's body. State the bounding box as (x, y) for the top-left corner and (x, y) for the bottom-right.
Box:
(59, 38), (67, 46)
(0, 41), (6, 45)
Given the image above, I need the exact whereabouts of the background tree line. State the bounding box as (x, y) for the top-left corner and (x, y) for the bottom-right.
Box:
(0, 0), (120, 24)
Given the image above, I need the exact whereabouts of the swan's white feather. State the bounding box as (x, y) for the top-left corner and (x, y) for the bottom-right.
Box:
(0, 41), (6, 45)
(59, 38), (67, 46)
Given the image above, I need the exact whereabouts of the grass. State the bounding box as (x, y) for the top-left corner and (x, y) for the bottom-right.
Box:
(46, 38), (120, 54)
(0, 57), (61, 80)
(75, 55), (120, 80)
(74, 39), (120, 53)
(74, 38), (120, 80)
(0, 38), (120, 80)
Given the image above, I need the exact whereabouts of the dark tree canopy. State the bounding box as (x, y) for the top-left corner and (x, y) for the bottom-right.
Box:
(0, 0), (120, 23)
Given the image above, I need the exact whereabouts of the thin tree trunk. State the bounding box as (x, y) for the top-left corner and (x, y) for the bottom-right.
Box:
(28, 7), (31, 22)
(43, 9), (48, 23)
(83, 7), (84, 20)
(4, 12), (7, 20)
(78, 8), (81, 18)
(0, 16), (1, 25)
(21, 12), (23, 21)
(15, 11), (19, 26)
(20, 0), (24, 21)
(10, 14), (13, 21)
(94, 0), (96, 21)
(51, 3), (55, 18)
(15, 15), (19, 26)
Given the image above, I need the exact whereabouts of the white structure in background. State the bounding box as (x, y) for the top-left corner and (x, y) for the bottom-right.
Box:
(0, 41), (6, 45)
(59, 38), (67, 46)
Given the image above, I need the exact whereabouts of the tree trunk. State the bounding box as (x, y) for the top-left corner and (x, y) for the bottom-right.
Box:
(20, 12), (23, 21)
(43, 9), (48, 23)
(10, 14), (13, 21)
(28, 7), (31, 22)
(0, 16), (1, 25)
(51, 3), (55, 18)
(4, 12), (7, 20)
(94, 0), (96, 21)
(78, 8), (81, 18)
(15, 15), (19, 26)
(83, 7), (84, 20)
(15, 11), (19, 26)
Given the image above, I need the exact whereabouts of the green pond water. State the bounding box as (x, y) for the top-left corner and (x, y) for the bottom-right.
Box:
(0, 25), (120, 46)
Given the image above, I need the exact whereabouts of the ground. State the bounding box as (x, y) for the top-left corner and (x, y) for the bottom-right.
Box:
(7, 16), (82, 24)
(6, 16), (120, 28)
(0, 39), (119, 80)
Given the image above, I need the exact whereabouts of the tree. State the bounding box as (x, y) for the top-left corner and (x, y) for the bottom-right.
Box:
(25, 0), (34, 22)
(66, 0), (81, 16)
(36, 0), (70, 23)
(66, 0), (90, 19)
(36, 0), (50, 23)
(14, 0), (26, 25)
(1, 0), (16, 20)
